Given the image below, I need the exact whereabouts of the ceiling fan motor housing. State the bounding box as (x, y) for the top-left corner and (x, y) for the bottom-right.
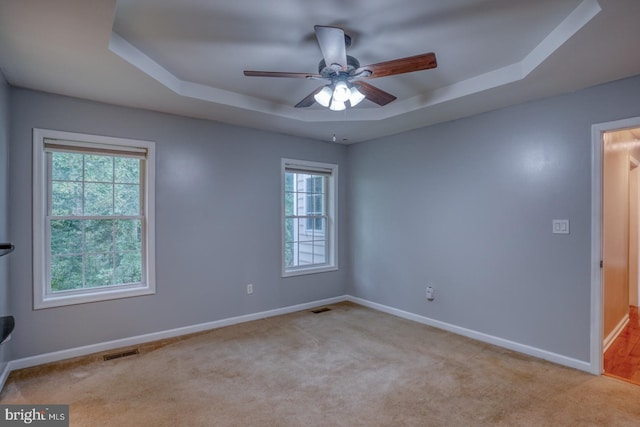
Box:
(318, 55), (361, 77)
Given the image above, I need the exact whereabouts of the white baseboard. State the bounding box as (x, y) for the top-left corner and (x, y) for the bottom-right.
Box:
(603, 313), (629, 353)
(6, 295), (348, 373)
(2, 293), (595, 392)
(347, 296), (593, 373)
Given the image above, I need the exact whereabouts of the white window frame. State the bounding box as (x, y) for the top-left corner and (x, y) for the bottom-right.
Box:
(33, 128), (156, 309)
(281, 158), (338, 277)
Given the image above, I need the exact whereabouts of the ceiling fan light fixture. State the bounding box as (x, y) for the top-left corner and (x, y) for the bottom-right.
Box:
(332, 80), (351, 103)
(329, 98), (346, 111)
(349, 86), (365, 107)
(314, 86), (333, 107)
(244, 26), (438, 111)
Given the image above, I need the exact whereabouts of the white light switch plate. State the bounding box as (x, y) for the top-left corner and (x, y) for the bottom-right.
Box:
(552, 219), (570, 234)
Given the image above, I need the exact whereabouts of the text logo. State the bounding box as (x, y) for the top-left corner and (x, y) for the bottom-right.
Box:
(0, 405), (68, 427)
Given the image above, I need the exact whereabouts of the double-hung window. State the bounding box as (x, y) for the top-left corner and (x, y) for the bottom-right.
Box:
(33, 129), (156, 309)
(282, 159), (337, 276)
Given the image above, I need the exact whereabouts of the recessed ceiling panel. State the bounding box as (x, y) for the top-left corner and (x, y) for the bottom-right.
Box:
(113, 0), (583, 105)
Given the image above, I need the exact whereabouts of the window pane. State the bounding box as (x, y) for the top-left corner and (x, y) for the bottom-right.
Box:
(298, 174), (310, 190)
(50, 255), (83, 291)
(314, 194), (324, 214)
(306, 217), (313, 230)
(115, 184), (140, 215)
(115, 157), (140, 184)
(284, 172), (294, 192)
(311, 176), (323, 193)
(311, 217), (325, 234)
(284, 218), (295, 243)
(85, 253), (114, 287)
(50, 220), (82, 255)
(298, 241), (313, 265)
(85, 183), (113, 216)
(52, 152), (83, 181)
(51, 181), (83, 216)
(313, 240), (326, 264)
(115, 252), (142, 284)
(298, 220), (312, 242)
(85, 219), (114, 253)
(296, 195), (307, 216)
(285, 191), (294, 216)
(306, 192), (316, 214)
(115, 219), (141, 251)
(284, 242), (295, 267)
(85, 155), (113, 183)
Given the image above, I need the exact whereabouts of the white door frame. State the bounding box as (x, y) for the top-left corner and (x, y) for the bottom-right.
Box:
(591, 116), (640, 375)
(629, 156), (640, 308)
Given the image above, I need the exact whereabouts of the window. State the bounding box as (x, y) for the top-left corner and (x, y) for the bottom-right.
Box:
(33, 129), (155, 309)
(282, 159), (337, 276)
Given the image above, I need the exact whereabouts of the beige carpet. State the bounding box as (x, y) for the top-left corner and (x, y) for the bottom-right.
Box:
(2, 302), (640, 426)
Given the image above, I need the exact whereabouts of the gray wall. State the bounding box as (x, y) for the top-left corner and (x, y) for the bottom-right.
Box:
(8, 89), (348, 359)
(7, 74), (640, 364)
(348, 75), (640, 362)
(0, 73), (10, 371)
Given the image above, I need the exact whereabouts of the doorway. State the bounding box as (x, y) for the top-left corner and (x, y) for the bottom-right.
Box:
(592, 117), (640, 380)
(602, 135), (640, 384)
(629, 158), (640, 308)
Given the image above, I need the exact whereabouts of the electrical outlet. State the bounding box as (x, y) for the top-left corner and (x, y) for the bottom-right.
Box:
(426, 286), (435, 301)
(247, 283), (253, 295)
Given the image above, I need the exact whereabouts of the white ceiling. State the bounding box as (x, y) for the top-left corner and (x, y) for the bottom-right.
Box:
(1, 0), (639, 143)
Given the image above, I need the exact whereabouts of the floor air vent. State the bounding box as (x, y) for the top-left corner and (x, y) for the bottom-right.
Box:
(103, 348), (140, 361)
(311, 307), (331, 314)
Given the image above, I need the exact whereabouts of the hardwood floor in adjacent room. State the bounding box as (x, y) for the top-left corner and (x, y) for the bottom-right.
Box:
(604, 306), (640, 385)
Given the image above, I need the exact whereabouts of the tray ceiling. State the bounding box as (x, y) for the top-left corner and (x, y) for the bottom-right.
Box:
(1, 0), (639, 143)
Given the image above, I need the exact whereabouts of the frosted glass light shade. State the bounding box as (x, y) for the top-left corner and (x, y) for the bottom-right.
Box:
(332, 81), (350, 102)
(314, 86), (333, 107)
(329, 99), (346, 111)
(349, 86), (365, 106)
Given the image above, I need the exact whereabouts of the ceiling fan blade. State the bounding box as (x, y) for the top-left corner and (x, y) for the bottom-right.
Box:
(314, 25), (348, 71)
(355, 52), (437, 79)
(244, 70), (321, 78)
(295, 87), (323, 108)
(353, 81), (397, 106)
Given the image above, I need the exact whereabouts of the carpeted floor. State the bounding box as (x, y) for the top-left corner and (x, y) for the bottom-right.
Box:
(2, 302), (640, 426)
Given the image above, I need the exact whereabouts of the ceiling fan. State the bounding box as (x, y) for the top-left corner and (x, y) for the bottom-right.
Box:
(243, 25), (437, 111)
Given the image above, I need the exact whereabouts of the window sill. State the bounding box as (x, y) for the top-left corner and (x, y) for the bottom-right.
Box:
(282, 265), (338, 278)
(34, 285), (155, 309)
